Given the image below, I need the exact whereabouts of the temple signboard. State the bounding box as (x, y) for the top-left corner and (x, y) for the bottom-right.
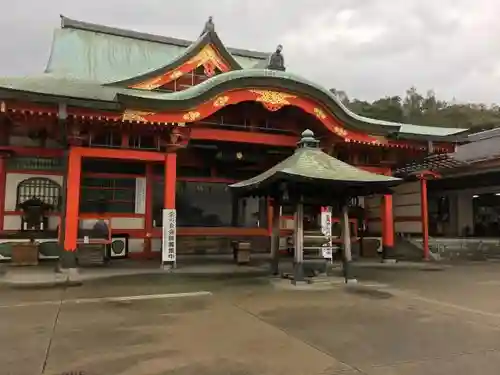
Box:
(162, 209), (177, 264)
(320, 206), (333, 259)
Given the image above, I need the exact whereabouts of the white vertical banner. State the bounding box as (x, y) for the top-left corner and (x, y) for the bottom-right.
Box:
(135, 177), (146, 214)
(162, 209), (177, 263)
(320, 206), (333, 259)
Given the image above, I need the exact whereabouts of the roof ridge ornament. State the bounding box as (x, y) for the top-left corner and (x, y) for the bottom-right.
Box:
(297, 129), (320, 149)
(200, 16), (215, 36)
(267, 44), (286, 71)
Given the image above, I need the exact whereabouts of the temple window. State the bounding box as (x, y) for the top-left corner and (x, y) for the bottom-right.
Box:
(82, 159), (145, 175)
(336, 148), (349, 162)
(152, 180), (267, 228)
(88, 131), (121, 148)
(236, 197), (268, 228)
(357, 150), (370, 165)
(79, 177), (136, 214)
(16, 177), (61, 212)
(129, 135), (160, 150)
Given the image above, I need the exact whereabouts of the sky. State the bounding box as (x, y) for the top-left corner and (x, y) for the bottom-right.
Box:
(0, 0), (498, 104)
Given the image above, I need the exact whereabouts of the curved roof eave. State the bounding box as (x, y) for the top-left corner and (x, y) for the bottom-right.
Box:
(116, 69), (468, 137)
(106, 30), (244, 87)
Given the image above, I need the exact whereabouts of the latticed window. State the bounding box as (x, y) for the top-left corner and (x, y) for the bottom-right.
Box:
(16, 177), (62, 211)
(79, 177), (136, 213)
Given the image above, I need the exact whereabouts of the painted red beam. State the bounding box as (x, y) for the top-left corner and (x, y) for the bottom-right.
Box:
(190, 128), (297, 147)
(73, 146), (166, 161)
(3, 100), (57, 115)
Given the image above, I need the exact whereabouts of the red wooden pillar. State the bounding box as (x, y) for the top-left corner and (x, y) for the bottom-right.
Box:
(144, 163), (154, 258)
(164, 153), (177, 209)
(420, 178), (430, 260)
(381, 194), (395, 261)
(63, 148), (82, 253)
(0, 156), (6, 231)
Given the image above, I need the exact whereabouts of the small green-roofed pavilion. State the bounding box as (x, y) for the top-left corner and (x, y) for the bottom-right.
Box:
(230, 130), (403, 283)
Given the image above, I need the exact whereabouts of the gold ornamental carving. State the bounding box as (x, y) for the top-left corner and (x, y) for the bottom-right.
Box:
(188, 44), (226, 71)
(313, 108), (326, 120)
(169, 70), (183, 80)
(131, 76), (164, 90)
(122, 110), (155, 122)
(250, 90), (295, 105)
(213, 95), (229, 107)
(183, 111), (201, 122)
(250, 90), (296, 111)
(130, 44), (227, 90)
(333, 126), (348, 137)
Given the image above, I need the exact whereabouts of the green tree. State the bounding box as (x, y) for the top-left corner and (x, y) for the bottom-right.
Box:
(329, 86), (500, 130)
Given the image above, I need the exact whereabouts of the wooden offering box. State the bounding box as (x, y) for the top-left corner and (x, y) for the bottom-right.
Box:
(11, 242), (39, 266)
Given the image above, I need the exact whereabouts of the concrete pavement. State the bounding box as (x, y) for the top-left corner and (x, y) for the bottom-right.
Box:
(2, 262), (500, 374)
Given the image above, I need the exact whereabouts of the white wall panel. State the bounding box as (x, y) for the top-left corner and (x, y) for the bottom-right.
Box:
(110, 217), (144, 230)
(4, 215), (60, 231)
(128, 238), (144, 253)
(5, 173), (64, 211)
(394, 205), (421, 218)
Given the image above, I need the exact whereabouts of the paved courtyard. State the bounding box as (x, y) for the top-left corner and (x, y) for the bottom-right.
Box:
(3, 262), (500, 375)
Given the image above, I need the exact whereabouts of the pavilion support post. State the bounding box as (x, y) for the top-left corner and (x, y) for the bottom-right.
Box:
(420, 178), (430, 261)
(231, 195), (239, 261)
(340, 203), (355, 282)
(61, 147), (81, 269)
(381, 194), (396, 263)
(292, 200), (305, 283)
(270, 199), (280, 275)
(162, 152), (177, 268)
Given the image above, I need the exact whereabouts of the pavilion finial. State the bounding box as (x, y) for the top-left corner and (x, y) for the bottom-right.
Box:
(297, 129), (320, 149)
(200, 16), (215, 36)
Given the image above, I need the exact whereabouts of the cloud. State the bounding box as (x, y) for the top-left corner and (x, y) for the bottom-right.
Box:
(0, 0), (499, 104)
(283, 9), (388, 52)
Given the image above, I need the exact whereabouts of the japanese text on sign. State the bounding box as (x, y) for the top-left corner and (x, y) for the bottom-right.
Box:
(162, 209), (177, 263)
(321, 206), (333, 259)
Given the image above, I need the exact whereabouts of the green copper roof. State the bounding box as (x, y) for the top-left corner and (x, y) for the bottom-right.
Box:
(230, 130), (401, 196)
(0, 75), (126, 103)
(109, 29), (248, 87)
(45, 28), (186, 83)
(45, 17), (268, 83)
